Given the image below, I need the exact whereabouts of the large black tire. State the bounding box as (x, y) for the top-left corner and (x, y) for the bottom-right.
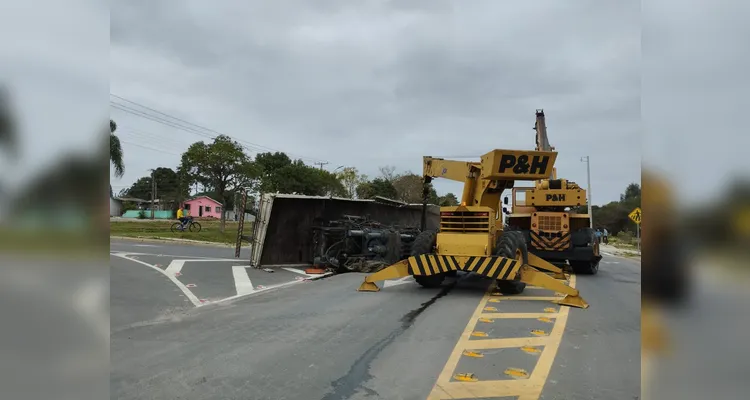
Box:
(494, 231), (527, 295)
(411, 230), (445, 288)
(570, 259), (599, 275)
(570, 229), (599, 275)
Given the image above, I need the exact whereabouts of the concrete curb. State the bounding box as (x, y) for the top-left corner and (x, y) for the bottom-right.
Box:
(110, 235), (250, 249)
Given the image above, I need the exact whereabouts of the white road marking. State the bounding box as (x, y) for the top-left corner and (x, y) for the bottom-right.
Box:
(165, 260), (185, 275)
(602, 251), (615, 256)
(383, 276), (414, 288)
(108, 251), (239, 261)
(232, 266), (255, 296)
(113, 254), (202, 307)
(133, 244), (159, 247)
(213, 279), (304, 304)
(283, 267), (313, 276)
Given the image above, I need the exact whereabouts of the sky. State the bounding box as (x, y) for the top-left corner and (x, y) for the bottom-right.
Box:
(107, 0), (642, 206)
(0, 0), (731, 209)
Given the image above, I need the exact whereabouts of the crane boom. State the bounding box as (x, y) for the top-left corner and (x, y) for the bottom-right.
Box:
(534, 109), (556, 180)
(422, 149), (557, 211)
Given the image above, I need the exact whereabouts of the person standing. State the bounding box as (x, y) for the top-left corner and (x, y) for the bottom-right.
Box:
(603, 228), (609, 244)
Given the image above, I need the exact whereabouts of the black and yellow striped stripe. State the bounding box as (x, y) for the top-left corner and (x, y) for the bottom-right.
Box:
(461, 256), (520, 280)
(407, 254), (521, 280)
(530, 231), (571, 251)
(408, 254), (459, 276)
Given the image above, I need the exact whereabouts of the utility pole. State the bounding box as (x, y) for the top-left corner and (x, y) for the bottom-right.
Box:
(315, 161), (329, 170)
(580, 156), (593, 228)
(150, 169), (156, 220)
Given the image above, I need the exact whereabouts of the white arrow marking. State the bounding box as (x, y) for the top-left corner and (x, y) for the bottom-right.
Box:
(383, 276), (414, 288)
(113, 254), (201, 307)
(232, 266), (255, 296)
(165, 260), (185, 275)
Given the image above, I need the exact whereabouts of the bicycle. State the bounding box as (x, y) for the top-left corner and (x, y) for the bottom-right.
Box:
(170, 216), (202, 233)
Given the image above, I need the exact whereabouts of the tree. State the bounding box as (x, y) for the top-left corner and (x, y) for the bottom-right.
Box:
(438, 192), (459, 206)
(253, 152), (345, 196)
(179, 135), (258, 232)
(337, 167), (367, 198)
(356, 178), (398, 200)
(270, 160), (346, 196)
(392, 173), (425, 203)
(0, 86), (16, 156)
(620, 183), (641, 202)
(121, 167), (188, 208)
(109, 119), (124, 197)
(379, 165), (397, 181)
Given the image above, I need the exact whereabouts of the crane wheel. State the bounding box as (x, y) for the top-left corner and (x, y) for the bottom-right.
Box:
(570, 229), (599, 275)
(494, 231), (527, 295)
(411, 230), (445, 288)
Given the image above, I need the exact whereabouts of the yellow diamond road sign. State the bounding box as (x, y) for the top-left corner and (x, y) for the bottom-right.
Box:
(628, 207), (642, 225)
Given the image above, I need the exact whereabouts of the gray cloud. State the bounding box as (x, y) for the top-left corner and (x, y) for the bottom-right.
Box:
(111, 0), (641, 204)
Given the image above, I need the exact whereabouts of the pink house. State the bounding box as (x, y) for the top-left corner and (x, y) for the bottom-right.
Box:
(182, 196), (223, 219)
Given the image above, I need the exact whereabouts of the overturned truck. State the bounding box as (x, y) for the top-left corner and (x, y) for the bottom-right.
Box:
(248, 193), (440, 272)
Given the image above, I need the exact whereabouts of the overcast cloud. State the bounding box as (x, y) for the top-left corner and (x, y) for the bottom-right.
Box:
(108, 0), (643, 205)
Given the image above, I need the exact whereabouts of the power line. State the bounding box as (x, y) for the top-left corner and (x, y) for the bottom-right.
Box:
(111, 100), (320, 162)
(120, 139), (182, 156)
(109, 93), (328, 163)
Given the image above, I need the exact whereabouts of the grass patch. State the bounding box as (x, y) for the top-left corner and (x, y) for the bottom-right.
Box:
(607, 236), (638, 250)
(0, 228), (109, 256)
(110, 219), (249, 244)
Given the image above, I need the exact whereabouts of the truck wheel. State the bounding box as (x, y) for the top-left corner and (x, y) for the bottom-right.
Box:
(411, 230), (445, 288)
(570, 229), (600, 275)
(494, 231), (527, 295)
(570, 259), (599, 275)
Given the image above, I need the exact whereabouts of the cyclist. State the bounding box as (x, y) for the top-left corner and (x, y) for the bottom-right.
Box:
(176, 206), (188, 228)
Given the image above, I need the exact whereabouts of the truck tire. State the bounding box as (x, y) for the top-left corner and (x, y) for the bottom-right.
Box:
(570, 259), (599, 275)
(411, 230), (445, 288)
(570, 229), (599, 275)
(494, 231), (527, 295)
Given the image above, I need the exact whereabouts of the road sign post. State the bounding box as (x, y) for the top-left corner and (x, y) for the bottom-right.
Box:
(628, 207), (641, 253)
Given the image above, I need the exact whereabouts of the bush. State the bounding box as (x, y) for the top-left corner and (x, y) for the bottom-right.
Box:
(137, 210), (147, 219)
(616, 230), (634, 244)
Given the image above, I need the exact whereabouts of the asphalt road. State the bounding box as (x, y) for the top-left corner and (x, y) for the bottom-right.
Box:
(110, 239), (640, 400)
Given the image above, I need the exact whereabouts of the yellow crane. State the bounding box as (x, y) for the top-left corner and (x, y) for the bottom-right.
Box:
(504, 110), (602, 274)
(357, 148), (589, 308)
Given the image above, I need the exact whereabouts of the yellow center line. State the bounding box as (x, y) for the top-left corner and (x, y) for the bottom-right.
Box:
(427, 275), (578, 400)
(489, 296), (562, 301)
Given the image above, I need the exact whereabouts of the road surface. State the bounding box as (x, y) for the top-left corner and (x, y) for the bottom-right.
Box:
(110, 239), (640, 400)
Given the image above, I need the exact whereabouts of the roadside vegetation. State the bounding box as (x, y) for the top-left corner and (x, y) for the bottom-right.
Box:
(110, 218), (246, 245)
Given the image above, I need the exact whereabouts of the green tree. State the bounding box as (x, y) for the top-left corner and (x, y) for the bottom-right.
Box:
(109, 119), (124, 197)
(337, 167), (367, 198)
(356, 178), (398, 200)
(255, 151), (293, 193)
(438, 192), (459, 206)
(621, 183), (641, 202)
(121, 167), (188, 208)
(254, 152), (344, 196)
(274, 160), (346, 196)
(179, 135), (258, 232)
(0, 87), (16, 156)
